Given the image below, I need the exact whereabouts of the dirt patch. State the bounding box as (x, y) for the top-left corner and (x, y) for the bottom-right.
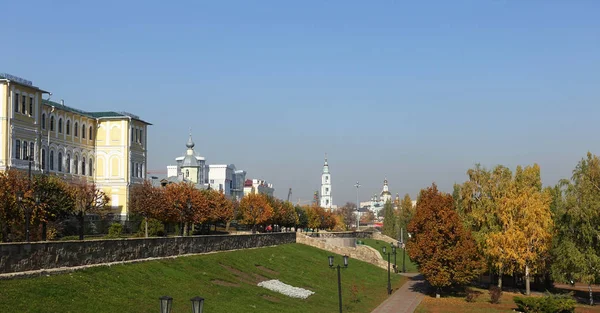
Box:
(261, 295), (280, 303)
(220, 264), (262, 284)
(211, 279), (240, 287)
(255, 265), (280, 275)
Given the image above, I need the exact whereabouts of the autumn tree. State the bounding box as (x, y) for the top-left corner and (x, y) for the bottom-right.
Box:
(71, 179), (110, 240)
(407, 183), (483, 298)
(130, 180), (167, 237)
(204, 189), (233, 232)
(164, 182), (205, 236)
(360, 210), (375, 225)
(338, 202), (357, 230)
(0, 170), (30, 242)
(397, 193), (415, 241)
(382, 200), (396, 238)
(273, 200), (298, 230)
(551, 153), (600, 305)
(239, 194), (272, 233)
(295, 205), (308, 231)
(33, 174), (75, 240)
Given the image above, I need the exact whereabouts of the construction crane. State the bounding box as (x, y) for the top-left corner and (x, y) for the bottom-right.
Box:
(287, 188), (292, 202)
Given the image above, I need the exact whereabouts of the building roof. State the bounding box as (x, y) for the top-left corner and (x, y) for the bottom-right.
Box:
(42, 99), (152, 125)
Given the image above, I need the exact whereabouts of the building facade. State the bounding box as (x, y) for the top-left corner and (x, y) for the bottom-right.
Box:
(243, 179), (274, 197)
(0, 73), (150, 218)
(320, 156), (333, 209)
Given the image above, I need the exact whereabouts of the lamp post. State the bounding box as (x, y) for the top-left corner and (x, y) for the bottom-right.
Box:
(329, 255), (349, 313)
(354, 181), (360, 230)
(391, 243), (398, 273)
(190, 296), (205, 313)
(159, 296), (173, 313)
(382, 246), (393, 295)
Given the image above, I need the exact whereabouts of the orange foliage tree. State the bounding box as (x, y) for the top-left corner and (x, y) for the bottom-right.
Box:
(204, 189), (233, 232)
(407, 183), (483, 298)
(130, 180), (167, 237)
(0, 169), (31, 242)
(71, 178), (110, 240)
(239, 193), (272, 233)
(164, 182), (206, 236)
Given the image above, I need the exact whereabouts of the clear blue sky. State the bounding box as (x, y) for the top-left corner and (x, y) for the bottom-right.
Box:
(2, 1), (599, 204)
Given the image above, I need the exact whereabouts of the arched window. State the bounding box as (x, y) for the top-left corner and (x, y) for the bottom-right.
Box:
(41, 114), (46, 129)
(30, 142), (34, 160)
(82, 158), (86, 176)
(89, 158), (93, 176)
(15, 140), (21, 159)
(29, 97), (33, 116)
(82, 124), (86, 139)
(66, 153), (71, 173)
(49, 150), (54, 171)
(74, 122), (79, 137)
(23, 141), (28, 160)
(89, 126), (93, 140)
(74, 155), (79, 174)
(186, 169), (189, 178)
(66, 120), (70, 135)
(41, 149), (46, 171)
(58, 118), (63, 133)
(58, 152), (62, 172)
(50, 116), (55, 131)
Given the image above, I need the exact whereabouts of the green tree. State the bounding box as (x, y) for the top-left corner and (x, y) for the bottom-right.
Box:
(397, 193), (414, 239)
(551, 152), (600, 305)
(382, 200), (395, 237)
(407, 183), (483, 298)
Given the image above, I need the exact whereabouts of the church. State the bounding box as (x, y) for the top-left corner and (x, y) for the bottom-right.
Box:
(360, 179), (400, 216)
(319, 155), (337, 210)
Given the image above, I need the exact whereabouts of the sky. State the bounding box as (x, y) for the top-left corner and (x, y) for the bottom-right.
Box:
(2, 1), (599, 205)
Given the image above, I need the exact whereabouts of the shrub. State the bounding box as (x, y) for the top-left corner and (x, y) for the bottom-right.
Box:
(489, 285), (502, 304)
(465, 288), (481, 303)
(514, 293), (576, 313)
(106, 223), (123, 238)
(138, 218), (165, 237)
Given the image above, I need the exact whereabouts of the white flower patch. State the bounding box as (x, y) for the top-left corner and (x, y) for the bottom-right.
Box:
(257, 279), (315, 299)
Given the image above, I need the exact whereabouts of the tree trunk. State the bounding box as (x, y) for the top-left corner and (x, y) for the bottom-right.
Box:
(78, 212), (85, 240)
(589, 284), (594, 306)
(42, 221), (47, 241)
(252, 224), (256, 234)
(436, 287), (441, 298)
(225, 221), (230, 232)
(498, 268), (503, 290)
(144, 217), (148, 238)
(525, 264), (531, 295)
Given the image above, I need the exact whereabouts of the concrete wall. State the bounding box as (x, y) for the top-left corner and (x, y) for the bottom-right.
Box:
(0, 233), (295, 274)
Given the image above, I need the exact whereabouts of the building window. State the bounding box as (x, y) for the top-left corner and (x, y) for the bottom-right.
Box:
(89, 126), (93, 140)
(74, 122), (79, 137)
(66, 154), (71, 173)
(210, 179), (214, 184)
(74, 156), (79, 174)
(58, 152), (62, 172)
(186, 169), (189, 178)
(66, 120), (70, 135)
(41, 149), (46, 172)
(15, 140), (21, 159)
(135, 163), (138, 178)
(30, 142), (34, 160)
(82, 158), (86, 176)
(131, 128), (134, 143)
(89, 158), (93, 176)
(22, 95), (26, 114)
(50, 116), (55, 131)
(58, 118), (63, 133)
(131, 161), (134, 177)
(326, 188), (329, 193)
(41, 114), (46, 129)
(50, 151), (54, 171)
(14, 94), (19, 113)
(29, 97), (33, 116)
(140, 129), (143, 145)
(82, 124), (86, 138)
(23, 141), (28, 160)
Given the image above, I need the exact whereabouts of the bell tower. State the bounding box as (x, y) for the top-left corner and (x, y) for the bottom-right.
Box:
(320, 154), (333, 209)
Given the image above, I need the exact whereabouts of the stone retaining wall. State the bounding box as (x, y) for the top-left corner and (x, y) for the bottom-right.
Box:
(0, 232), (296, 274)
(305, 231), (373, 239)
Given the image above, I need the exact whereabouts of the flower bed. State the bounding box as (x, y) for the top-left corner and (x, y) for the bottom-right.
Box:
(257, 279), (315, 299)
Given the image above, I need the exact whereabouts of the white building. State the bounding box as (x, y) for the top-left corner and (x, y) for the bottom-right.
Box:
(360, 179), (397, 216)
(207, 164), (246, 201)
(320, 156), (333, 209)
(243, 179), (274, 197)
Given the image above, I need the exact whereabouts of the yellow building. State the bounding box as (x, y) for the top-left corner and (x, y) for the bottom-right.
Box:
(0, 73), (151, 218)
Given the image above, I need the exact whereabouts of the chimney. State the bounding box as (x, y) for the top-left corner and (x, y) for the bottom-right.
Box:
(60, 99), (64, 106)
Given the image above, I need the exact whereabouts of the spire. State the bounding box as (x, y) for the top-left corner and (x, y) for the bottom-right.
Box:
(186, 129), (195, 149)
(384, 178), (388, 186)
(322, 153), (330, 174)
(324, 153), (328, 166)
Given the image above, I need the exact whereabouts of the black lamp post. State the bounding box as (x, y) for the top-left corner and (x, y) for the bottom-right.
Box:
(159, 295), (173, 313)
(391, 244), (398, 273)
(190, 296), (205, 313)
(382, 246), (393, 295)
(329, 255), (349, 313)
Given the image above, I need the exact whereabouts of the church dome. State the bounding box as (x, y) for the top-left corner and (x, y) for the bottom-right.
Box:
(186, 134), (195, 149)
(181, 154), (199, 167)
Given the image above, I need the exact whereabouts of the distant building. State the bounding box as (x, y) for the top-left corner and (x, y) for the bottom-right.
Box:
(208, 164), (246, 201)
(360, 179), (396, 216)
(243, 179), (274, 197)
(320, 156), (336, 210)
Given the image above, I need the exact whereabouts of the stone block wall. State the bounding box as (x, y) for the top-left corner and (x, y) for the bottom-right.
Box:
(305, 231), (373, 239)
(0, 233), (296, 274)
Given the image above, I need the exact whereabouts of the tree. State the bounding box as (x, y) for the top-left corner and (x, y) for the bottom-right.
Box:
(407, 183), (483, 298)
(164, 182), (205, 236)
(551, 152), (600, 305)
(0, 169), (30, 242)
(71, 179), (110, 240)
(382, 200), (396, 237)
(397, 193), (414, 239)
(338, 202), (357, 230)
(360, 210), (375, 225)
(205, 189), (233, 228)
(33, 174), (75, 240)
(295, 205), (308, 231)
(130, 180), (166, 237)
(239, 194), (272, 233)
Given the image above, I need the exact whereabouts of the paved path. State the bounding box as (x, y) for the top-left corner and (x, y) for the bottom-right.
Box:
(371, 273), (428, 313)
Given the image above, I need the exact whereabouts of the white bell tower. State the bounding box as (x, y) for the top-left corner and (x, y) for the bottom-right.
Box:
(320, 155), (333, 209)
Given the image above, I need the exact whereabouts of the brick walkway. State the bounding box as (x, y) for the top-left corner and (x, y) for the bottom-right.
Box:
(371, 273), (428, 313)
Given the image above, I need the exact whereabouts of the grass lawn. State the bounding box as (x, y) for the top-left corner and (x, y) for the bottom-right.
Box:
(415, 287), (600, 313)
(360, 238), (419, 273)
(0, 243), (406, 313)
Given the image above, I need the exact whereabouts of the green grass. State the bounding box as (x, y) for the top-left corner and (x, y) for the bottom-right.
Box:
(0, 243), (406, 313)
(360, 238), (419, 273)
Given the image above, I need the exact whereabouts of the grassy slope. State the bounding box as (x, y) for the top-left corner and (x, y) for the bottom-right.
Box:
(0, 243), (406, 313)
(361, 238), (419, 273)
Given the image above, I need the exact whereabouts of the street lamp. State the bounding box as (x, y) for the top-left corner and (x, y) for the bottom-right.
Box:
(190, 296), (204, 313)
(382, 246), (394, 295)
(354, 181), (360, 230)
(159, 295), (173, 313)
(329, 255), (349, 313)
